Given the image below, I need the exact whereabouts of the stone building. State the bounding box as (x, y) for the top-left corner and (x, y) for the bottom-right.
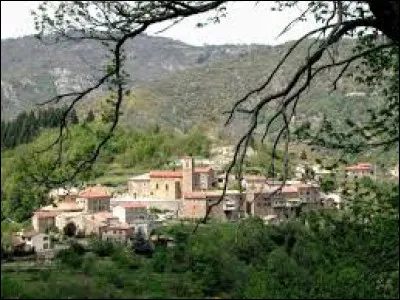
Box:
(55, 212), (86, 234)
(32, 211), (58, 233)
(112, 203), (148, 224)
(344, 163), (374, 180)
(247, 182), (321, 221)
(77, 186), (111, 213)
(127, 156), (216, 201)
(18, 231), (53, 252)
(83, 211), (119, 236)
(180, 190), (243, 221)
(127, 173), (151, 198)
(101, 223), (134, 244)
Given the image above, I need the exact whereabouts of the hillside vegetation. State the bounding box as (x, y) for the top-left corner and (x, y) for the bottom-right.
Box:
(2, 177), (399, 299)
(1, 123), (211, 222)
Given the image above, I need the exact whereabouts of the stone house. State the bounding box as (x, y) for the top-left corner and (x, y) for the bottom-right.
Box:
(247, 183), (321, 220)
(83, 211), (119, 236)
(101, 223), (134, 244)
(32, 200), (84, 233)
(32, 211), (58, 233)
(180, 190), (243, 221)
(55, 211), (86, 234)
(18, 231), (53, 252)
(297, 183), (321, 211)
(127, 157), (216, 201)
(149, 171), (183, 200)
(344, 163), (374, 179)
(77, 186), (111, 213)
(112, 203), (148, 224)
(242, 175), (268, 191)
(128, 173), (151, 198)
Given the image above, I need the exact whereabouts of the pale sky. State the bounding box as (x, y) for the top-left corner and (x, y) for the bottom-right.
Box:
(1, 1), (317, 46)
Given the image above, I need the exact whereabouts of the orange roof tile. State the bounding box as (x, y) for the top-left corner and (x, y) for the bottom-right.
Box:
(79, 186), (111, 198)
(33, 210), (59, 218)
(281, 186), (299, 193)
(345, 164), (373, 171)
(265, 186), (299, 194)
(150, 170), (183, 178)
(194, 167), (213, 173)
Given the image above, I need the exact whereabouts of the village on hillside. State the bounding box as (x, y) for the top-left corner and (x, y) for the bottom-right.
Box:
(8, 147), (399, 258)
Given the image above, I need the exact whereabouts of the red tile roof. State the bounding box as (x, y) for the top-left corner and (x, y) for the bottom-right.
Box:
(345, 163), (373, 171)
(265, 186), (299, 194)
(93, 211), (114, 219)
(79, 186), (111, 198)
(33, 210), (59, 218)
(118, 202), (148, 209)
(194, 167), (213, 173)
(281, 186), (299, 193)
(149, 170), (183, 178)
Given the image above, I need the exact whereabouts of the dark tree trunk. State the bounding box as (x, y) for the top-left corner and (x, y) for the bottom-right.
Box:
(367, 0), (399, 43)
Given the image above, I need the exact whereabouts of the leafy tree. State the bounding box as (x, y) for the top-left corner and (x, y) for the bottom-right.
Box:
(319, 175), (337, 193)
(132, 230), (153, 256)
(85, 110), (95, 122)
(69, 109), (79, 125)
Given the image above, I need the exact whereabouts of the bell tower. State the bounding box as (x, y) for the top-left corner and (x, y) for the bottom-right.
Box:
(181, 156), (194, 194)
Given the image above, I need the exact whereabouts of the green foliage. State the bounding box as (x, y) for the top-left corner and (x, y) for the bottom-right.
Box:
(244, 143), (292, 178)
(1, 106), (78, 149)
(3, 179), (399, 299)
(319, 175), (337, 193)
(1, 124), (211, 222)
(88, 237), (116, 257)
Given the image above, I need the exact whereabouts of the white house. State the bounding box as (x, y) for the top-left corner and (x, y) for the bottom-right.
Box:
(18, 231), (53, 252)
(112, 202), (148, 224)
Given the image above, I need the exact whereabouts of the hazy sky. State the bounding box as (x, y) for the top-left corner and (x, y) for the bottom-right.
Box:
(1, 1), (317, 46)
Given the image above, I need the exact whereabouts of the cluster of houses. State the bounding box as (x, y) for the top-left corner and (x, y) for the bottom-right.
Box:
(12, 156), (398, 253)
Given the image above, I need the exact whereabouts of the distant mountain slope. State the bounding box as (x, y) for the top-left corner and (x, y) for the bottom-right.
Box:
(1, 34), (269, 119)
(2, 33), (379, 144)
(84, 38), (376, 140)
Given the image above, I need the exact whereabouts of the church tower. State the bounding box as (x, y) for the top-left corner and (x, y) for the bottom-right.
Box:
(181, 156), (194, 194)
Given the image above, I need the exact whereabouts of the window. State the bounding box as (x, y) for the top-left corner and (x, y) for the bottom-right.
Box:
(27, 237), (31, 242)
(156, 183), (159, 189)
(43, 243), (48, 249)
(43, 236), (49, 241)
(113, 230), (116, 234)
(165, 184), (169, 191)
